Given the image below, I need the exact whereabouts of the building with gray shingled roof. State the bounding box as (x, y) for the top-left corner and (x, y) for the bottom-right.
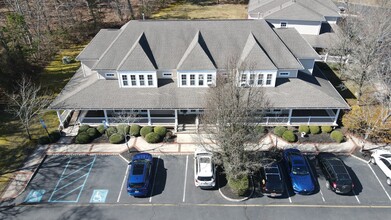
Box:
(50, 19), (349, 131)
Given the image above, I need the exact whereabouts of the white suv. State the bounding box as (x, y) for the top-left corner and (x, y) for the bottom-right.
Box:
(194, 148), (216, 189)
(371, 150), (391, 186)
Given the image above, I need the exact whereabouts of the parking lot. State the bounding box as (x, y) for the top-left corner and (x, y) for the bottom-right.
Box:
(18, 154), (391, 206)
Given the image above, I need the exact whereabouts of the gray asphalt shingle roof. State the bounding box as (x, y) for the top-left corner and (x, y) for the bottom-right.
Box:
(239, 33), (277, 70)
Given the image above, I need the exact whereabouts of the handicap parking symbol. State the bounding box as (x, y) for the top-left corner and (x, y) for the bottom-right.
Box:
(90, 189), (108, 203)
(25, 190), (45, 203)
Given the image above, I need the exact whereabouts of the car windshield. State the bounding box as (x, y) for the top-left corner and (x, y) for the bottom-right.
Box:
(198, 176), (213, 181)
(265, 167), (279, 174)
(199, 157), (211, 163)
(129, 183), (144, 189)
(381, 154), (391, 158)
(292, 166), (309, 175)
(132, 163), (145, 175)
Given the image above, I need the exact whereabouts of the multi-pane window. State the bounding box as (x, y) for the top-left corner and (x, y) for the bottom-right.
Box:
(147, 75), (153, 86)
(122, 75), (128, 86)
(139, 75), (145, 86)
(257, 74), (264, 85)
(241, 73), (247, 84)
(190, 75), (195, 85)
(182, 75), (187, 86)
(249, 73), (255, 85)
(266, 74), (272, 85)
(207, 74), (213, 84)
(199, 75), (204, 86)
(281, 22), (287, 28)
(130, 75), (136, 86)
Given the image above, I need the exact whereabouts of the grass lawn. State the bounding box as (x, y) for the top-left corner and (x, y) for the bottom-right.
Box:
(0, 45), (83, 195)
(151, 2), (247, 19)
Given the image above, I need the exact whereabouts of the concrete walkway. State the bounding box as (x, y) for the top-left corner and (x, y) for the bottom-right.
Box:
(0, 132), (383, 202)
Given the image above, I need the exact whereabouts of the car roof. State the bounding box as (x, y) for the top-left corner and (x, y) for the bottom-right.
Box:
(291, 155), (305, 165)
(198, 156), (213, 177)
(129, 153), (152, 183)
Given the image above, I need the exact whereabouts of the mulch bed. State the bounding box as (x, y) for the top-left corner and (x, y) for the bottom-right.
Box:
(295, 132), (335, 144)
(218, 169), (253, 200)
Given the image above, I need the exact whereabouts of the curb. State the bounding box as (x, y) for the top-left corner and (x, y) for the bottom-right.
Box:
(218, 176), (255, 202)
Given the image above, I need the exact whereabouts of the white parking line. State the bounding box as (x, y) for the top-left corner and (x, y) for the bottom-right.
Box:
(149, 155), (161, 203)
(284, 183), (292, 203)
(352, 189), (361, 204)
(319, 189), (326, 202)
(183, 155), (189, 202)
(367, 164), (391, 201)
(117, 165), (129, 203)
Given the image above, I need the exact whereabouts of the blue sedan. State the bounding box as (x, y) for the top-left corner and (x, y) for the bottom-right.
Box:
(283, 149), (315, 194)
(127, 153), (153, 197)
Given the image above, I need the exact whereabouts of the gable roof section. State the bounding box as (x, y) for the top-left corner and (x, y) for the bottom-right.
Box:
(274, 28), (320, 59)
(177, 31), (216, 70)
(117, 33), (157, 71)
(239, 33), (277, 70)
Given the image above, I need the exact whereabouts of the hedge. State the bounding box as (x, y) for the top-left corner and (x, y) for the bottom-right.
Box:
(140, 126), (153, 137)
(228, 175), (249, 196)
(97, 125), (106, 135)
(298, 125), (310, 134)
(109, 133), (125, 144)
(87, 127), (99, 139)
(75, 132), (91, 144)
(309, 126), (321, 134)
(154, 126), (167, 137)
(130, 124), (141, 136)
(49, 130), (62, 143)
(282, 130), (297, 142)
(79, 124), (90, 133)
(274, 126), (287, 137)
(106, 127), (117, 138)
(145, 132), (161, 143)
(117, 124), (130, 135)
(321, 126), (333, 133)
(330, 130), (344, 143)
(255, 125), (265, 134)
(38, 136), (51, 145)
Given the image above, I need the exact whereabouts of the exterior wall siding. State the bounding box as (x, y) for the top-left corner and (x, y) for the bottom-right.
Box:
(266, 19), (322, 35)
(298, 59), (315, 74)
(277, 69), (298, 78)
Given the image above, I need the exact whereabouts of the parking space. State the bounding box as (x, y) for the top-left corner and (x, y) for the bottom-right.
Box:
(369, 163), (391, 198)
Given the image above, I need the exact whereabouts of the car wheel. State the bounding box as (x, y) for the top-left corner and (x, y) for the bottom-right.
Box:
(370, 157), (376, 165)
(387, 178), (391, 186)
(325, 181), (330, 189)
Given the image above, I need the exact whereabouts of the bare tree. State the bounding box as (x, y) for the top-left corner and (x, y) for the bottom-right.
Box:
(200, 57), (271, 186)
(6, 75), (52, 140)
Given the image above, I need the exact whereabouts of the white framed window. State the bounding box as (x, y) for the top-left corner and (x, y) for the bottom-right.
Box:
(199, 75), (204, 86)
(266, 74), (272, 85)
(147, 75), (153, 86)
(207, 74), (213, 84)
(105, 73), (115, 77)
(180, 73), (214, 87)
(280, 22), (287, 28)
(249, 73), (255, 85)
(122, 75), (128, 86)
(279, 72), (289, 77)
(139, 75), (145, 86)
(181, 75), (187, 86)
(240, 73), (247, 83)
(120, 73), (156, 87)
(257, 74), (264, 85)
(190, 75), (195, 85)
(130, 75), (136, 86)
(162, 72), (172, 77)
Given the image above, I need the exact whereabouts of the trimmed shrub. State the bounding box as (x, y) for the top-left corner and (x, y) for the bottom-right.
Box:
(79, 124), (90, 133)
(117, 124), (130, 135)
(130, 124), (141, 136)
(38, 136), (51, 145)
(49, 130), (62, 143)
(154, 126), (167, 137)
(75, 132), (90, 144)
(106, 127), (117, 138)
(97, 125), (106, 135)
(109, 133), (125, 144)
(330, 130), (344, 143)
(255, 125), (265, 134)
(145, 132), (161, 143)
(282, 130), (297, 142)
(228, 175), (249, 196)
(309, 126), (321, 134)
(321, 126), (333, 133)
(274, 126), (287, 137)
(87, 127), (99, 139)
(298, 125), (310, 134)
(140, 126), (153, 138)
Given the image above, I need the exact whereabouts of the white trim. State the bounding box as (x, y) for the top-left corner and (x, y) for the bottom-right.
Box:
(178, 71), (216, 87)
(119, 71), (157, 88)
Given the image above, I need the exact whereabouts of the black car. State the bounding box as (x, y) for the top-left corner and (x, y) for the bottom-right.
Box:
(260, 160), (284, 197)
(318, 153), (353, 194)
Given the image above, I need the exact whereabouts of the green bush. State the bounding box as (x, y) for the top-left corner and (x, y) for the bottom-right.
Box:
(330, 130), (344, 143)
(75, 132), (91, 144)
(321, 126), (333, 133)
(145, 132), (161, 143)
(49, 130), (62, 143)
(38, 136), (51, 145)
(117, 124), (130, 135)
(274, 126), (287, 137)
(298, 125), (310, 134)
(140, 126), (153, 137)
(87, 127), (99, 139)
(228, 175), (249, 196)
(154, 126), (167, 137)
(282, 130), (297, 142)
(309, 126), (321, 134)
(97, 125), (106, 135)
(109, 133), (125, 144)
(79, 124), (90, 133)
(130, 124), (141, 136)
(255, 125), (265, 134)
(106, 127), (117, 138)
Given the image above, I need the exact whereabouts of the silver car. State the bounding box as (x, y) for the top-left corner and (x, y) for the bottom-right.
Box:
(194, 148), (216, 189)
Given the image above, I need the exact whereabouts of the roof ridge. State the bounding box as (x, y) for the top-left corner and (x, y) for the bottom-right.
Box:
(239, 32), (277, 69)
(296, 1), (326, 19)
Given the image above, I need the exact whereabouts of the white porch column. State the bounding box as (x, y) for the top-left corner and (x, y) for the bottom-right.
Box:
(287, 109), (293, 125)
(333, 109), (341, 125)
(174, 110), (178, 132)
(195, 115), (199, 133)
(147, 110), (151, 125)
(56, 110), (64, 128)
(103, 110), (109, 125)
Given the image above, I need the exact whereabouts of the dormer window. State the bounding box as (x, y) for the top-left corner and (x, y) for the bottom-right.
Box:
(280, 22), (287, 28)
(105, 73), (115, 77)
(120, 73), (156, 87)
